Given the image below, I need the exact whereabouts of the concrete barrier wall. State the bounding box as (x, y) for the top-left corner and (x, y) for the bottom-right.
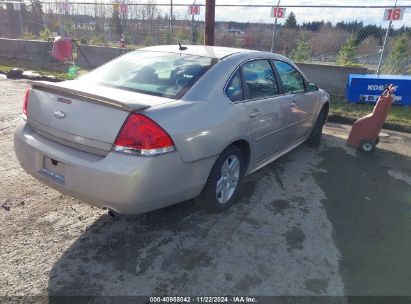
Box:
(0, 38), (48, 61)
(296, 62), (369, 96)
(0, 38), (132, 68)
(0, 38), (370, 95)
(76, 44), (132, 67)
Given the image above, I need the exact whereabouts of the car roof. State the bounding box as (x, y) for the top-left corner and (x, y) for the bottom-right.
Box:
(140, 45), (262, 59)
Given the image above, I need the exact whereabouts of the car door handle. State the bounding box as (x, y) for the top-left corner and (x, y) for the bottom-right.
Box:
(289, 102), (297, 108)
(249, 109), (261, 118)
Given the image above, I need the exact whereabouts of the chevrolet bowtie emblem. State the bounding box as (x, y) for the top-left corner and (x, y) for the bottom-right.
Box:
(53, 110), (66, 119)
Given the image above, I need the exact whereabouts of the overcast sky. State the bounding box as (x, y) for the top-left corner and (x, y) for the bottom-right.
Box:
(27, 0), (411, 28)
(152, 0), (411, 28)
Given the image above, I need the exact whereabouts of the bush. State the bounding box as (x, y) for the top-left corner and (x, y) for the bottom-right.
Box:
(144, 36), (153, 46)
(235, 37), (244, 48)
(161, 31), (173, 44)
(308, 26), (350, 56)
(89, 35), (105, 46)
(175, 29), (190, 44)
(290, 38), (310, 62)
(194, 30), (204, 45)
(39, 27), (52, 41)
(336, 36), (358, 66)
(215, 32), (236, 47)
(192, 26), (203, 44)
(381, 35), (410, 75)
(20, 27), (37, 40)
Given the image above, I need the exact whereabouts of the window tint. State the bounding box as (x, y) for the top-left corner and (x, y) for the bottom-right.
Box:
(225, 70), (243, 102)
(80, 51), (215, 99)
(241, 60), (279, 99)
(273, 61), (305, 94)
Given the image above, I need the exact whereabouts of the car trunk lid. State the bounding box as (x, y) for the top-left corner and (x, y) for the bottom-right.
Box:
(27, 80), (176, 155)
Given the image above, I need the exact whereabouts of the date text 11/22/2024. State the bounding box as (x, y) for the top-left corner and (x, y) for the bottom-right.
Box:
(149, 296), (258, 303)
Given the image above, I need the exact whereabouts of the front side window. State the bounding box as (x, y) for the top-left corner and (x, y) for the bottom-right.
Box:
(273, 61), (305, 94)
(241, 60), (279, 100)
(80, 51), (216, 99)
(225, 70), (243, 102)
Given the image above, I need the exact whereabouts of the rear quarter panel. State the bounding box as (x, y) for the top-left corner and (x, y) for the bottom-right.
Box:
(143, 56), (254, 164)
(144, 99), (252, 164)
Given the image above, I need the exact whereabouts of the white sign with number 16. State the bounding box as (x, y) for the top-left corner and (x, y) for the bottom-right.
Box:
(383, 8), (406, 21)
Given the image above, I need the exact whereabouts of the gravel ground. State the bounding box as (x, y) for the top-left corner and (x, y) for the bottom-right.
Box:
(1, 76), (410, 300)
(0, 77), (105, 297)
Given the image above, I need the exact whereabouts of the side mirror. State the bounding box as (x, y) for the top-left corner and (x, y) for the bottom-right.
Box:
(307, 82), (319, 92)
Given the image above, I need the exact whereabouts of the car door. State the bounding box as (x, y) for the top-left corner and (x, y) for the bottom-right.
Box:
(240, 59), (290, 164)
(272, 60), (318, 141)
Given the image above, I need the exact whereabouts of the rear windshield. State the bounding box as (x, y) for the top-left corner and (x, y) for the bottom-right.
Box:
(80, 51), (216, 99)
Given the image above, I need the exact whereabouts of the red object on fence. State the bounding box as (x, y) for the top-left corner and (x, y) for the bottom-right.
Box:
(347, 84), (394, 153)
(51, 37), (73, 62)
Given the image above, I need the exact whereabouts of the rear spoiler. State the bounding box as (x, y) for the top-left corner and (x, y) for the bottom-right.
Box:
(28, 81), (148, 112)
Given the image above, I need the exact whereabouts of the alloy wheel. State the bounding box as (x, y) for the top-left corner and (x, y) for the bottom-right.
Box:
(216, 155), (240, 204)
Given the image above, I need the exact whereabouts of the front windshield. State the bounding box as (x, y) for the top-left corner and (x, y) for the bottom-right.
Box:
(80, 51), (216, 99)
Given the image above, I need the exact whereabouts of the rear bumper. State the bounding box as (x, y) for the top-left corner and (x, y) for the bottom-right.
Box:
(14, 123), (216, 214)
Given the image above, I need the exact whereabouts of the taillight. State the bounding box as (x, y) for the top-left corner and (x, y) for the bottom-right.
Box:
(22, 88), (30, 120)
(113, 113), (175, 156)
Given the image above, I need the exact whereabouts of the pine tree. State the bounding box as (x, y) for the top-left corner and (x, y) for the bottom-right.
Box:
(162, 31), (173, 44)
(381, 35), (410, 75)
(336, 36), (358, 66)
(290, 38), (310, 62)
(285, 12), (297, 29)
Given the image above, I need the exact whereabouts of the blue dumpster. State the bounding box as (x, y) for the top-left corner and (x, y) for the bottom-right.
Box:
(346, 74), (411, 105)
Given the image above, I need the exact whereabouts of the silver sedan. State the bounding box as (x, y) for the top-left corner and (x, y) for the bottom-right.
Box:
(14, 45), (330, 215)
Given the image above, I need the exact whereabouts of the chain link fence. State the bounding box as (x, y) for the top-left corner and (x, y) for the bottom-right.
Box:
(0, 1), (410, 74)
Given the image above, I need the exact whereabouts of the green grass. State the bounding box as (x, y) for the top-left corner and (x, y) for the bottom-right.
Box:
(330, 95), (411, 126)
(0, 58), (90, 80)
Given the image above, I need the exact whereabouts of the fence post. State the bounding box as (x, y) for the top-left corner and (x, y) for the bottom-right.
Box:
(377, 0), (398, 75)
(191, 0), (197, 44)
(377, 20), (392, 76)
(205, 0), (215, 45)
(170, 0), (174, 35)
(191, 15), (195, 44)
(17, 3), (23, 37)
(270, 0), (281, 53)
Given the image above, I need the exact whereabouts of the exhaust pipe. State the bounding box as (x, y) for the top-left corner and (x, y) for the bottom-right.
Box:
(107, 209), (119, 218)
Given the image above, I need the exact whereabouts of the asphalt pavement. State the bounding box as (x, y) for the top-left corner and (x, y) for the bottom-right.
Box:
(1, 77), (410, 299)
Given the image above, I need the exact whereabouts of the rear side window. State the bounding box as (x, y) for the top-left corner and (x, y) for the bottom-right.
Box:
(241, 60), (279, 100)
(80, 51), (216, 99)
(225, 70), (243, 102)
(273, 61), (305, 94)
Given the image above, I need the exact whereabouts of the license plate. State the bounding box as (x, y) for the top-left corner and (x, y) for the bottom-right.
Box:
(40, 168), (65, 184)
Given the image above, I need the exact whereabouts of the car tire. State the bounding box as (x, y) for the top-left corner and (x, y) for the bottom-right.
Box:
(359, 140), (376, 153)
(196, 145), (245, 213)
(306, 107), (327, 147)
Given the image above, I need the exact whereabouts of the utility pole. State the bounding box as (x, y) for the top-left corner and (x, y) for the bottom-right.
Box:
(204, 0), (215, 46)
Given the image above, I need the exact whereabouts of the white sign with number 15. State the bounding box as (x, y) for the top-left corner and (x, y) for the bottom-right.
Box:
(383, 8), (406, 21)
(271, 7), (286, 18)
